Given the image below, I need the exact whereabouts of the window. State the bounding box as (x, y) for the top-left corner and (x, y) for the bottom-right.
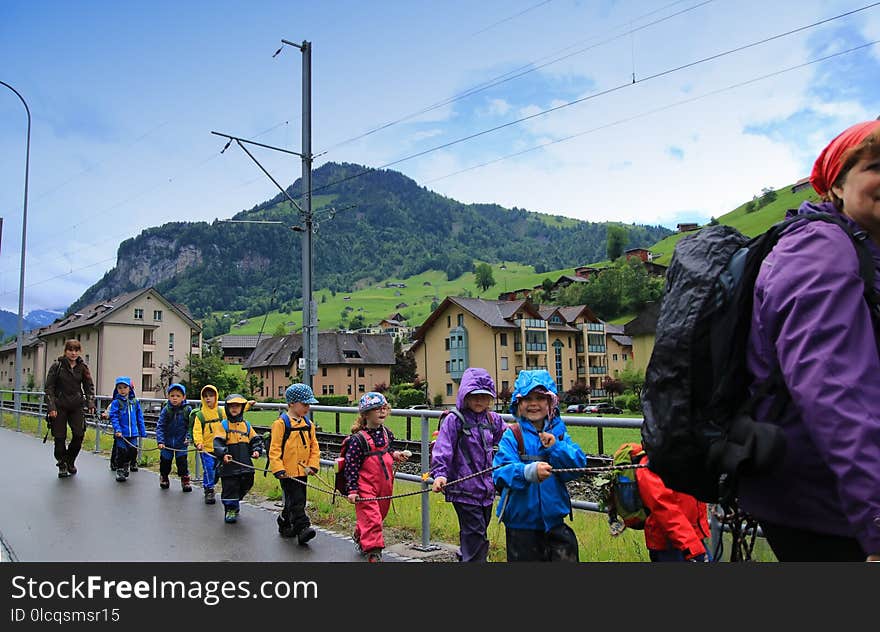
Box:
(622, 354), (628, 362)
(499, 333), (508, 346)
(347, 385), (352, 395)
(457, 313), (464, 326)
(446, 383), (453, 396)
(358, 367), (365, 378)
(153, 310), (163, 321)
(191, 330), (199, 347)
(143, 330), (155, 345)
(169, 333), (175, 351)
(278, 386), (284, 397)
(502, 380), (509, 392)
(322, 385), (329, 395)
(445, 360), (450, 373)
(347, 367), (352, 377)
(85, 354), (90, 364)
(322, 367), (327, 377)
(444, 338), (450, 351)
(86, 333), (90, 340)
(134, 308), (144, 320)
(328, 385), (335, 394)
(613, 353), (618, 362)
(500, 356), (508, 371)
(446, 315), (451, 328)
(143, 352), (153, 368)
(358, 384), (365, 393)
(142, 375), (153, 392)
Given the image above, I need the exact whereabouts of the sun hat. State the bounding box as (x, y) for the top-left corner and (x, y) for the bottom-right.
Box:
(285, 383), (319, 405)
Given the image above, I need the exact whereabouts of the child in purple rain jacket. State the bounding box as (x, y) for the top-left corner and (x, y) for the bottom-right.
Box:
(430, 367), (506, 562)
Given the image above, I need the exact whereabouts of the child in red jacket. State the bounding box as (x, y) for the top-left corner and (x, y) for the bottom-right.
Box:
(631, 443), (711, 562)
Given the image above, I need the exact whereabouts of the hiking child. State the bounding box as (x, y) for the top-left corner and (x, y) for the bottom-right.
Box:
(430, 367), (506, 562)
(213, 394), (264, 524)
(268, 383), (320, 544)
(343, 392), (409, 562)
(627, 443), (710, 562)
(106, 376), (146, 483)
(738, 120), (880, 562)
(44, 339), (96, 478)
(156, 383), (193, 492)
(492, 369), (587, 562)
(190, 385), (225, 505)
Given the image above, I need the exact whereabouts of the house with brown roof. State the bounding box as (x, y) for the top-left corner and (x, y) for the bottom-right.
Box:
(677, 222), (699, 233)
(411, 297), (615, 406)
(243, 331), (395, 401)
(15, 287), (202, 396)
(0, 330), (48, 390)
(214, 334), (265, 364)
(791, 176), (812, 193)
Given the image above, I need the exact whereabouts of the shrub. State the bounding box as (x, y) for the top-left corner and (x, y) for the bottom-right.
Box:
(396, 388), (426, 408)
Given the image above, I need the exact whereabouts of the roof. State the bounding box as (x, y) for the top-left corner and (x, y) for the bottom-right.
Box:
(604, 322), (625, 335)
(0, 330), (43, 353)
(243, 331), (395, 369)
(611, 334), (633, 347)
(217, 335), (265, 349)
(35, 287), (200, 339)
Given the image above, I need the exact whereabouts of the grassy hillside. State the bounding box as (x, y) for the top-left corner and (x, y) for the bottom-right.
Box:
(649, 184), (820, 265)
(223, 181), (819, 335)
(226, 261), (571, 335)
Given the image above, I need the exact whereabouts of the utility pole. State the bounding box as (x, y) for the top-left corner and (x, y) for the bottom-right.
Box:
(212, 38), (320, 390)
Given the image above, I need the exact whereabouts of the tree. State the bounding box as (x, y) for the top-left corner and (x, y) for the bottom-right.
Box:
(602, 376), (625, 398)
(349, 314), (366, 330)
(391, 345), (418, 384)
(607, 225), (628, 261)
(474, 263), (496, 293)
(563, 379), (591, 404)
(158, 359), (182, 394)
(497, 384), (513, 410)
(619, 363), (646, 398)
(271, 322), (287, 337)
(244, 372), (263, 399)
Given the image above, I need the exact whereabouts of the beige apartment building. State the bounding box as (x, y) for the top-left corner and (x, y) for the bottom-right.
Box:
(411, 297), (631, 407)
(0, 331), (48, 391)
(244, 331), (395, 401)
(0, 287), (202, 398)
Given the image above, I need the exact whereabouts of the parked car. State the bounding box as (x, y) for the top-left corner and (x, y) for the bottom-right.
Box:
(586, 403), (623, 414)
(565, 404), (587, 413)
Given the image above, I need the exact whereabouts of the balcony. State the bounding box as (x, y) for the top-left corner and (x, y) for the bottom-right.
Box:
(589, 366), (607, 374)
(578, 322), (605, 332)
(514, 318), (547, 329)
(588, 345), (606, 353)
(577, 367), (586, 376)
(591, 389), (607, 397)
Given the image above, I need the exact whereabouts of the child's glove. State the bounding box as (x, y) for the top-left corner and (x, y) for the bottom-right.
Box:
(274, 470), (287, 479)
(432, 476), (447, 493)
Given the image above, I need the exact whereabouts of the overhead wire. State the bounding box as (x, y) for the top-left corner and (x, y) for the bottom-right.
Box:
(316, 0), (713, 155)
(308, 2), (880, 197)
(423, 40), (880, 183)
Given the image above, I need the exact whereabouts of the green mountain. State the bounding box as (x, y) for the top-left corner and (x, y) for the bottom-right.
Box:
(69, 162), (672, 319)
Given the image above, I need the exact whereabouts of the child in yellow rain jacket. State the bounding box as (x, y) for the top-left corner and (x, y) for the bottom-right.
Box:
(190, 385), (226, 505)
(269, 383), (321, 544)
(213, 394), (264, 524)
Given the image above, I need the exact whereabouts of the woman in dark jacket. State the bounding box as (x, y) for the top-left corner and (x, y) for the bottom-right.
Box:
(739, 120), (880, 561)
(44, 339), (96, 478)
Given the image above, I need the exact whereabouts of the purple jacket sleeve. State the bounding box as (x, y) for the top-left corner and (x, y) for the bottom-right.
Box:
(758, 222), (880, 554)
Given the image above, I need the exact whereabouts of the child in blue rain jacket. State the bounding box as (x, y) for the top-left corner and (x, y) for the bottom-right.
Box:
(492, 369), (587, 562)
(107, 376), (146, 482)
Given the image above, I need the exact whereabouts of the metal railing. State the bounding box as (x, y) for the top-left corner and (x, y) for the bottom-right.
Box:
(0, 389), (743, 555)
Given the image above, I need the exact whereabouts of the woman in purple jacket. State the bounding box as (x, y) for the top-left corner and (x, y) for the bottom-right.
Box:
(430, 367), (506, 562)
(739, 119), (880, 562)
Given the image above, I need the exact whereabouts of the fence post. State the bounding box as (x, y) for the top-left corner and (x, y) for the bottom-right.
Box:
(94, 398), (103, 453)
(419, 412), (431, 549)
(597, 426), (604, 455)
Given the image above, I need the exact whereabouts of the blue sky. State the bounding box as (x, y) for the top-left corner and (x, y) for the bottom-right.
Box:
(1, 0), (879, 312)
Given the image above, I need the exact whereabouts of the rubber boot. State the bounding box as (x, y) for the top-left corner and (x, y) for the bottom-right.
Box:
(57, 462), (70, 478)
(160, 474), (170, 490)
(181, 475), (192, 492)
(297, 527), (317, 545)
(116, 468), (127, 482)
(204, 488), (216, 505)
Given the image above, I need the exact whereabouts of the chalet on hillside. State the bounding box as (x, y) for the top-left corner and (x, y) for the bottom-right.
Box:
(677, 222), (699, 233)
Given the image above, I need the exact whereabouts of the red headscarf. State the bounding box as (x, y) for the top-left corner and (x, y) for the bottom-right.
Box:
(810, 120), (880, 197)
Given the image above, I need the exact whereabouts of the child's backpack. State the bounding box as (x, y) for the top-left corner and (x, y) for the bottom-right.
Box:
(428, 408), (502, 468)
(598, 443), (649, 532)
(333, 431), (371, 497)
(641, 212), (879, 503)
(261, 413), (313, 477)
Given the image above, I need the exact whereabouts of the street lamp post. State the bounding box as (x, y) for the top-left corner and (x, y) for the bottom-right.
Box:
(1, 80), (31, 432)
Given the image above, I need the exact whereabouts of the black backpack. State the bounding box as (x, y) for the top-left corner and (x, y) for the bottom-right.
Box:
(641, 212), (879, 503)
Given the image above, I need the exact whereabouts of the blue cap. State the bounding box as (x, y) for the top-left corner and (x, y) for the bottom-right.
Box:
(167, 382), (186, 397)
(286, 383), (319, 405)
(358, 391), (387, 413)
